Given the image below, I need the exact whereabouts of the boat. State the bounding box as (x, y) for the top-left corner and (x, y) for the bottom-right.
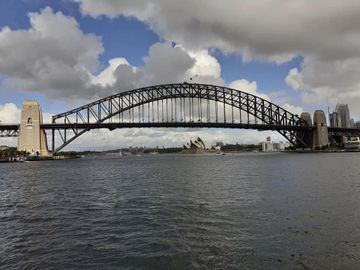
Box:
(344, 137), (360, 151)
(119, 150), (129, 157)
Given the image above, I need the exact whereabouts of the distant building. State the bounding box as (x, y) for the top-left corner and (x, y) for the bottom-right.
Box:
(273, 142), (286, 151)
(350, 118), (355, 128)
(182, 137), (221, 154)
(329, 104), (354, 128)
(355, 121), (360, 128)
(183, 137), (207, 150)
(261, 137), (273, 152)
(335, 104), (351, 128)
(215, 141), (224, 147)
(329, 111), (340, 128)
(261, 137), (288, 152)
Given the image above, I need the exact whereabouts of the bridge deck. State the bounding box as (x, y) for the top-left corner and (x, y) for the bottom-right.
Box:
(0, 124), (19, 131)
(40, 122), (313, 131)
(328, 127), (360, 136)
(0, 124), (19, 137)
(2, 123), (359, 134)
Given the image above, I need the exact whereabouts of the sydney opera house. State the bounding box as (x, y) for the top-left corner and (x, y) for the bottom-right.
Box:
(182, 137), (221, 154)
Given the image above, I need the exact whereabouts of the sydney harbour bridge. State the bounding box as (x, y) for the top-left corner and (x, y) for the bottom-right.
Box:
(1, 83), (359, 155)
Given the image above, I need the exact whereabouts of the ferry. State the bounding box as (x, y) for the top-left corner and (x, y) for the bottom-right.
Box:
(344, 137), (360, 151)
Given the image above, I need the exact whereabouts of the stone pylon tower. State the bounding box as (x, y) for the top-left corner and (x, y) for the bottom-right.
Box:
(312, 110), (329, 150)
(299, 112), (313, 149)
(18, 100), (51, 156)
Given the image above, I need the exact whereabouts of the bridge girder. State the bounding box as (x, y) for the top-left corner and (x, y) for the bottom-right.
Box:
(50, 83), (309, 153)
(328, 127), (360, 137)
(0, 125), (19, 137)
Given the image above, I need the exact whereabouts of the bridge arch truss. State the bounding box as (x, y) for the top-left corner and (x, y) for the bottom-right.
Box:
(49, 83), (308, 153)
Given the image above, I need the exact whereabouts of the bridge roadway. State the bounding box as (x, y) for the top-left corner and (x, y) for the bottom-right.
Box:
(40, 122), (313, 131)
(2, 122), (360, 135)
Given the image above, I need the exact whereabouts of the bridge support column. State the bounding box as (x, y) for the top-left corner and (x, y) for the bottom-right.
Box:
(312, 110), (329, 150)
(18, 100), (51, 157)
(297, 112), (313, 149)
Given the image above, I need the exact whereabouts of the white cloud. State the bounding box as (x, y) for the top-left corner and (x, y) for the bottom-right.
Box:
(90, 42), (196, 93)
(142, 42), (194, 85)
(285, 57), (360, 116)
(186, 49), (221, 78)
(0, 8), (222, 101)
(184, 48), (224, 85)
(0, 103), (21, 123)
(0, 7), (103, 100)
(281, 103), (304, 116)
(228, 79), (304, 116)
(92, 58), (130, 87)
(76, 0), (360, 62)
(228, 79), (270, 101)
(76, 0), (360, 117)
(285, 68), (303, 91)
(91, 42), (224, 92)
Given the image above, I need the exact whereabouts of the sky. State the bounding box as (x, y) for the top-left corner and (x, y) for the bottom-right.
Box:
(1, 0), (360, 150)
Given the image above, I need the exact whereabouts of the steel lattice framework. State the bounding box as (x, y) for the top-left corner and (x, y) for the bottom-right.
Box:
(0, 125), (19, 137)
(49, 83), (310, 153)
(328, 127), (360, 137)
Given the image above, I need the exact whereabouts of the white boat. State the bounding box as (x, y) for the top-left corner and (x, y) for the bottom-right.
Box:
(344, 138), (360, 151)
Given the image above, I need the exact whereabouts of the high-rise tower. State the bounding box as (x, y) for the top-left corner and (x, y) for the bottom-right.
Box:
(335, 104), (351, 128)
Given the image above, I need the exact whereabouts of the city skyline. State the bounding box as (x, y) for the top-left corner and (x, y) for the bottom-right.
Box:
(329, 103), (360, 129)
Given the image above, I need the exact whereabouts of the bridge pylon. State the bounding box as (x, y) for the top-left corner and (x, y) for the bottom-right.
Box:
(297, 112), (313, 149)
(17, 100), (51, 157)
(297, 110), (330, 150)
(312, 110), (329, 150)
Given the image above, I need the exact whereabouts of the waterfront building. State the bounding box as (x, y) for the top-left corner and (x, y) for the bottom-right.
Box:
(182, 137), (222, 154)
(261, 137), (274, 152)
(273, 142), (286, 151)
(215, 141), (224, 147)
(261, 137), (289, 152)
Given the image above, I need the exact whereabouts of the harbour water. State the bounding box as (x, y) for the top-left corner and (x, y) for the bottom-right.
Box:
(1, 152), (360, 269)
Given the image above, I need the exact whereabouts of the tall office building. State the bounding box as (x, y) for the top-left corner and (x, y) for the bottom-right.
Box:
(329, 111), (340, 127)
(350, 118), (355, 128)
(335, 104), (351, 128)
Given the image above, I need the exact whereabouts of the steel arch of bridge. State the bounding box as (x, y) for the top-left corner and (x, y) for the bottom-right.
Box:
(50, 83), (309, 153)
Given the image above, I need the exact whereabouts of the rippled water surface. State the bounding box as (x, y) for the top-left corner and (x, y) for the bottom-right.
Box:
(1, 152), (360, 269)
